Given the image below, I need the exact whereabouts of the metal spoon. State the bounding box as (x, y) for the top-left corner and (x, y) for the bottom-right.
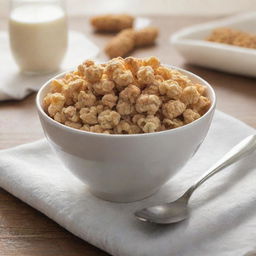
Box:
(135, 134), (256, 224)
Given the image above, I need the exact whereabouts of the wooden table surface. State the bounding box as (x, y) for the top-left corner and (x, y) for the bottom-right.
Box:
(0, 15), (255, 256)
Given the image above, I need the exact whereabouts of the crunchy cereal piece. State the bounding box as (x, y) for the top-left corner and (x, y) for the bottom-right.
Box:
(136, 94), (161, 115)
(137, 66), (155, 85)
(96, 104), (105, 114)
(156, 66), (172, 80)
(163, 118), (184, 129)
(130, 124), (142, 134)
(80, 124), (90, 131)
(159, 80), (182, 100)
(105, 58), (126, 77)
(112, 68), (133, 86)
(119, 84), (141, 103)
(75, 91), (96, 109)
(115, 120), (141, 134)
(83, 64), (103, 83)
(142, 84), (159, 95)
(162, 100), (186, 119)
(137, 115), (160, 133)
(132, 114), (145, 124)
(134, 27), (158, 47)
(159, 95), (170, 103)
(102, 94), (118, 108)
(180, 86), (200, 105)
(90, 124), (104, 133)
(115, 120), (131, 134)
(98, 110), (121, 129)
(90, 14), (134, 32)
(64, 121), (82, 129)
(105, 29), (136, 58)
(193, 96), (211, 114)
(62, 78), (87, 105)
(183, 109), (200, 124)
(93, 79), (115, 95)
(45, 93), (65, 117)
(63, 106), (80, 122)
(143, 56), (160, 70)
(124, 57), (143, 75)
(195, 83), (207, 95)
(80, 107), (98, 125)
(116, 100), (134, 115)
(50, 79), (65, 93)
(53, 110), (66, 123)
(64, 72), (81, 83)
(155, 74), (164, 82)
(171, 73), (192, 88)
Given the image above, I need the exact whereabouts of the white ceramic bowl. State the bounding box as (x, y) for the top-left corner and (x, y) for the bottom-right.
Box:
(36, 66), (216, 203)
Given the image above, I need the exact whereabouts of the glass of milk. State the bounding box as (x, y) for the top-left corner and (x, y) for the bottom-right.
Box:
(9, 0), (68, 74)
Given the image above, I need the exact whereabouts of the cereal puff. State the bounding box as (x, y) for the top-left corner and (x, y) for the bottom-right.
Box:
(90, 14), (134, 32)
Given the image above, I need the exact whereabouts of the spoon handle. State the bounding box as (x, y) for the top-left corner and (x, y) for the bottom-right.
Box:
(184, 134), (256, 199)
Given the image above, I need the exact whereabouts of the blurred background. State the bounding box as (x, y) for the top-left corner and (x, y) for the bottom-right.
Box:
(1, 0), (256, 17)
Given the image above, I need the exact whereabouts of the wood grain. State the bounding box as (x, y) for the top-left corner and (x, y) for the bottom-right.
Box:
(0, 15), (255, 256)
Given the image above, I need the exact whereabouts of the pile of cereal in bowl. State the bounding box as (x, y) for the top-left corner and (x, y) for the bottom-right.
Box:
(43, 57), (211, 134)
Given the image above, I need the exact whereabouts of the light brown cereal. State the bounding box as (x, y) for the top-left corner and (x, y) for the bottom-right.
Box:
(82, 64), (103, 83)
(64, 121), (82, 129)
(112, 68), (133, 86)
(98, 110), (121, 129)
(193, 96), (211, 114)
(143, 56), (160, 70)
(124, 57), (143, 75)
(102, 94), (118, 108)
(137, 66), (155, 85)
(45, 93), (66, 117)
(137, 115), (161, 133)
(63, 106), (80, 122)
(159, 80), (182, 100)
(90, 14), (134, 32)
(43, 57), (211, 134)
(93, 79), (115, 95)
(134, 27), (159, 47)
(80, 107), (98, 125)
(206, 27), (256, 49)
(183, 109), (200, 124)
(105, 27), (159, 58)
(116, 100), (134, 115)
(119, 84), (141, 103)
(75, 91), (96, 109)
(135, 94), (161, 115)
(163, 118), (184, 129)
(180, 86), (200, 105)
(162, 100), (186, 119)
(105, 29), (136, 58)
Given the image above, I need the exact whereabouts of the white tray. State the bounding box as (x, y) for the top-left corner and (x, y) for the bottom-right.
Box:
(170, 12), (256, 77)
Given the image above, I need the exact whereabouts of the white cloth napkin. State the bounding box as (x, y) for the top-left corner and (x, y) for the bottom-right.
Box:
(0, 111), (256, 256)
(0, 31), (99, 101)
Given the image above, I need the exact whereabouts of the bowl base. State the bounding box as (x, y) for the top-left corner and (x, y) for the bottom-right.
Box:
(89, 187), (160, 203)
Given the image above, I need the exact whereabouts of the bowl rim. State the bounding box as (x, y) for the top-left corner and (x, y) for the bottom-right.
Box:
(36, 64), (216, 138)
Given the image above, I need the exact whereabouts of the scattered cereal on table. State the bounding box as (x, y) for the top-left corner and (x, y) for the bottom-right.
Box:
(105, 27), (159, 58)
(90, 14), (134, 32)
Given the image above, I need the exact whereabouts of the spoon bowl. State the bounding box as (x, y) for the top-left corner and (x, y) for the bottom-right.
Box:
(135, 197), (189, 224)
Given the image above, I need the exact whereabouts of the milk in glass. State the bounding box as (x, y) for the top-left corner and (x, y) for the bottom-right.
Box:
(9, 1), (68, 74)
